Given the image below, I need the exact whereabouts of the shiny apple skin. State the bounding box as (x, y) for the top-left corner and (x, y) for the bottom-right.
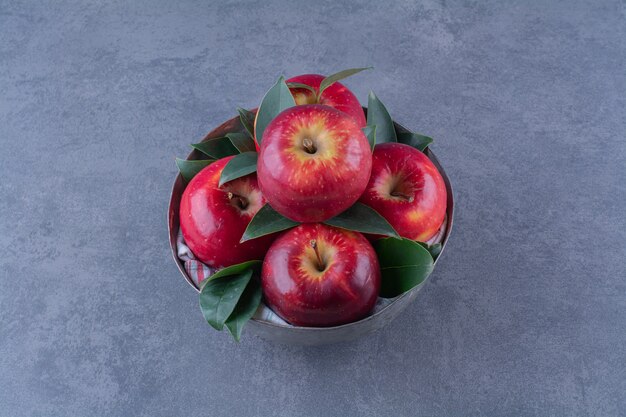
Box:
(359, 142), (447, 242)
(262, 223), (380, 327)
(257, 104), (372, 223)
(287, 74), (366, 128)
(179, 156), (275, 268)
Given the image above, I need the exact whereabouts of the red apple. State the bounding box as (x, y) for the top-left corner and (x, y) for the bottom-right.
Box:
(359, 142), (447, 241)
(179, 156), (275, 268)
(253, 74), (366, 150)
(262, 223), (380, 327)
(287, 74), (366, 128)
(257, 104), (372, 222)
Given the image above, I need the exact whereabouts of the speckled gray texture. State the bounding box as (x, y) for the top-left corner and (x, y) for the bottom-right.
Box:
(1, 0), (625, 416)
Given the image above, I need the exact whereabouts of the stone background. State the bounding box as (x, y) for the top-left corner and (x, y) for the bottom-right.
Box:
(1, 0), (625, 415)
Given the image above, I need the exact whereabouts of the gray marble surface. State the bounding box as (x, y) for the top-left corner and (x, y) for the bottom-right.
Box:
(1, 0), (625, 416)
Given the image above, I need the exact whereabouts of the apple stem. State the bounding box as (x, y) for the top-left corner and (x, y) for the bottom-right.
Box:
(227, 191), (249, 210)
(390, 191), (414, 203)
(302, 138), (317, 154)
(309, 240), (326, 271)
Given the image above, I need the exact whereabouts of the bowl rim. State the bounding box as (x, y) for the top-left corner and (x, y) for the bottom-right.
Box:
(167, 110), (454, 332)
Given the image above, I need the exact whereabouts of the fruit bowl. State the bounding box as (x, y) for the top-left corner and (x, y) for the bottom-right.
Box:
(168, 110), (454, 346)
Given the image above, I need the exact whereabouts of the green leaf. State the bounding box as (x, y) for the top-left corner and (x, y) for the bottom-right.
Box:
(226, 132), (256, 153)
(367, 92), (397, 143)
(192, 137), (239, 160)
(374, 237), (434, 298)
(323, 203), (399, 238)
(428, 243), (442, 259)
(362, 125), (376, 150)
(237, 107), (256, 139)
(175, 158), (214, 182)
(202, 260), (262, 286)
(318, 67), (372, 97)
(416, 242), (442, 260)
(255, 76), (296, 145)
(199, 269), (254, 331)
(286, 82), (316, 95)
(218, 152), (258, 186)
(397, 132), (433, 152)
(225, 279), (262, 342)
(241, 204), (299, 242)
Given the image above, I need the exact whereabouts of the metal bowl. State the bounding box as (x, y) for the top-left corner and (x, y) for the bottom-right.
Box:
(168, 112), (454, 345)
